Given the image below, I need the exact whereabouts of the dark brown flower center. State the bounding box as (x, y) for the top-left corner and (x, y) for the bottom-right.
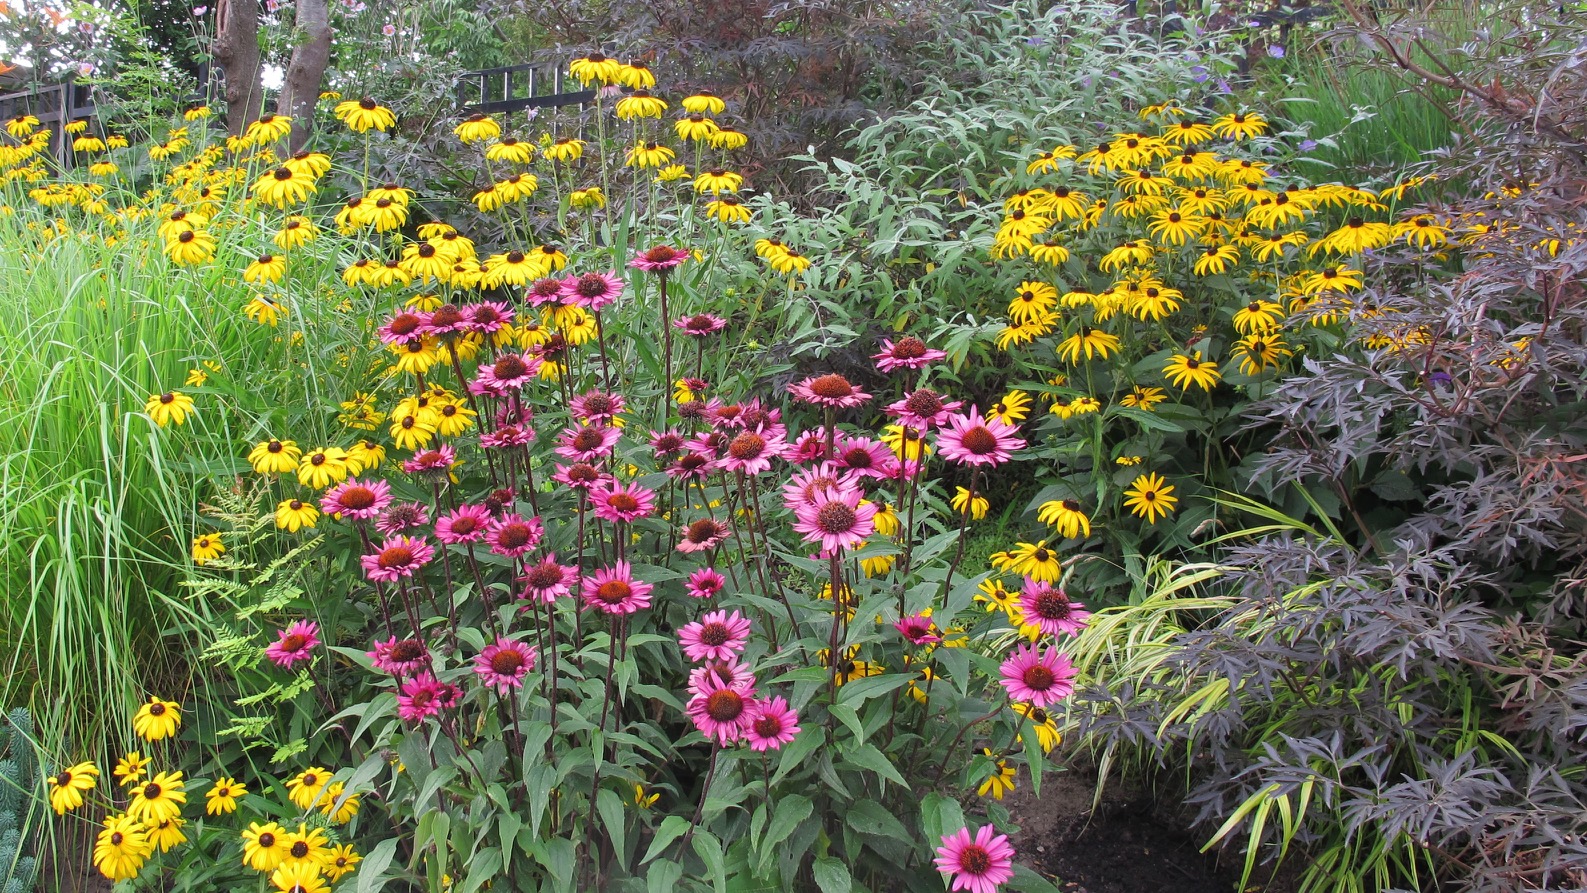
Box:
(1024, 666), (1056, 690)
(506, 250), (526, 263)
(377, 546), (414, 568)
(291, 841), (311, 858)
(960, 844), (993, 875)
(753, 715), (781, 738)
(704, 689), (745, 722)
(273, 167), (293, 180)
(815, 502), (858, 534)
(892, 336), (927, 358)
(644, 246), (681, 263)
(808, 374), (853, 399)
(572, 428), (604, 451)
(150, 703), (167, 715)
(904, 389), (945, 417)
(339, 486), (376, 510)
(606, 493), (640, 512)
(596, 580), (632, 603)
(960, 427), (998, 455)
(728, 432), (766, 460)
(495, 523), (531, 549)
(1033, 590), (1072, 620)
(144, 783), (162, 798)
(281, 634), (307, 651)
(1062, 499), (1080, 511)
(525, 563), (565, 588)
(111, 832), (124, 846)
(1033, 548), (1051, 562)
(494, 356), (528, 379)
(686, 520), (723, 543)
(360, 98), (378, 110)
(699, 623), (731, 647)
(841, 447), (874, 468)
(391, 640), (424, 661)
(390, 313), (423, 336)
(490, 649), (525, 675)
(258, 832), (276, 848)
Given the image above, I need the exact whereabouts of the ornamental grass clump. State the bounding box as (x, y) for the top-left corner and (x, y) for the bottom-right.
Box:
(6, 55), (1094, 892)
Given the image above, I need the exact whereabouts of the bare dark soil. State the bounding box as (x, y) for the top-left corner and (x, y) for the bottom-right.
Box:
(1002, 768), (1271, 893)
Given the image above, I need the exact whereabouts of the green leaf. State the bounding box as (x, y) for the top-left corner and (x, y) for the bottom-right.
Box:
(641, 815), (693, 864)
(1007, 863), (1063, 893)
(771, 727), (824, 786)
(827, 703), (864, 741)
(597, 787), (629, 870)
(811, 857), (853, 893)
(693, 830), (728, 893)
(356, 838), (399, 893)
(647, 859), (684, 893)
(755, 794), (813, 875)
(842, 743), (909, 789)
(919, 792), (965, 844)
(845, 798), (912, 842)
(836, 673), (912, 707)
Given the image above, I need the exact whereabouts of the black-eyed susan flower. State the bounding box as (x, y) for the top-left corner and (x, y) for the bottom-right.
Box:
(569, 187), (605, 210)
(694, 168), (742, 195)
(709, 127), (748, 150)
(1037, 498), (1091, 539)
(113, 751), (151, 787)
(994, 540), (1062, 583)
(283, 150), (332, 178)
(297, 447), (350, 489)
(1055, 326), (1120, 363)
(767, 248), (811, 275)
(1160, 117), (1213, 146)
(680, 91), (726, 115)
(1316, 216), (1393, 255)
(242, 821), (290, 872)
(1211, 111), (1267, 139)
(988, 390), (1031, 424)
(325, 844), (361, 881)
(675, 113), (719, 142)
(655, 163), (690, 183)
(1120, 386), (1167, 411)
(252, 166), (317, 208)
(975, 578), (1017, 614)
(951, 486), (989, 520)
(163, 228), (216, 265)
(453, 113), (500, 144)
(1163, 351), (1221, 391)
(485, 136), (535, 164)
(274, 215), (319, 250)
(703, 195), (750, 224)
(243, 254), (287, 284)
(245, 295), (285, 326)
(400, 241), (451, 283)
(345, 438), (387, 472)
(148, 817), (187, 853)
(1301, 265), (1363, 295)
(391, 338), (442, 376)
(319, 782), (360, 823)
(1232, 299), (1285, 334)
(1148, 209), (1205, 245)
(128, 771), (185, 825)
(543, 137), (584, 162)
(279, 823), (333, 872)
(206, 777), (245, 816)
(65, 120), (89, 134)
(93, 813), (152, 881)
(1395, 215), (1450, 249)
(1008, 281), (1057, 324)
(48, 761), (98, 814)
(626, 141), (675, 169)
(1124, 472), (1178, 523)
(191, 533), (225, 565)
(145, 391), (195, 427)
(1012, 703), (1062, 752)
(335, 97), (396, 132)
(977, 749), (1017, 800)
(87, 161), (118, 176)
(569, 52), (622, 86)
(249, 439), (302, 474)
(285, 768), (330, 811)
(1192, 243), (1240, 276)
(1129, 283), (1182, 321)
(5, 114), (39, 137)
(615, 90), (667, 119)
(1234, 334), (1292, 375)
(245, 113), (293, 143)
(73, 135), (107, 153)
(106, 134), (129, 149)
(1029, 239), (1069, 265)
(275, 499), (319, 532)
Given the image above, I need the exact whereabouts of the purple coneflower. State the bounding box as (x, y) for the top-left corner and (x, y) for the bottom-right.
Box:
(677, 609), (751, 662)
(745, 696), (801, 752)
(873, 335), (946, 372)
(678, 518), (732, 553)
(421, 303), (470, 337)
(628, 244), (690, 273)
(781, 463), (859, 510)
(264, 620), (319, 668)
(788, 373), (871, 409)
(435, 504), (491, 544)
(570, 390), (626, 424)
(554, 424), (621, 462)
(792, 485), (876, 555)
(582, 561), (653, 615)
(934, 826), (1016, 893)
(686, 675), (755, 745)
(375, 501), (429, 537)
(474, 637), (538, 693)
(674, 313), (726, 337)
(378, 309), (429, 344)
(894, 612), (941, 645)
(718, 429), (785, 475)
(397, 672), (452, 723)
(685, 567), (726, 599)
(592, 481), (656, 524)
(519, 554), (577, 604)
(552, 461), (611, 491)
(666, 451), (717, 482)
(560, 270), (624, 311)
(486, 514), (543, 558)
(886, 387), (963, 430)
(320, 478), (392, 520)
(650, 429), (686, 457)
(997, 644), (1077, 708)
(688, 657), (754, 695)
(470, 352), (542, 396)
(464, 300), (514, 335)
(401, 445), (457, 477)
(832, 436), (897, 479)
(1017, 580), (1091, 637)
(361, 535), (435, 582)
(368, 635), (430, 676)
(481, 425), (535, 449)
(937, 408), (1025, 467)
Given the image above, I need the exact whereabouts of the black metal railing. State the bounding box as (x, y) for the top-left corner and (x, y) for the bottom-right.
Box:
(454, 62), (595, 129)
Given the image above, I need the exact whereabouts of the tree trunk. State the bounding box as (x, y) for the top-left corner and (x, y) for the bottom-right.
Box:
(278, 0), (333, 153)
(213, 0), (264, 136)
